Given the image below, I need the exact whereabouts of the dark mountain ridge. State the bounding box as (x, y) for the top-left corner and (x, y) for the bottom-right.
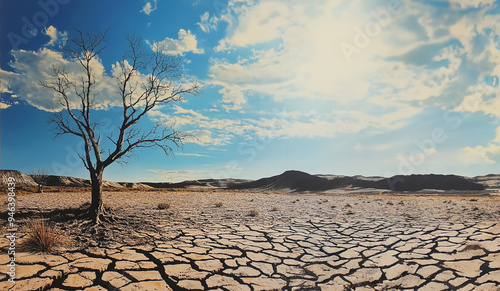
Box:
(230, 170), (486, 192)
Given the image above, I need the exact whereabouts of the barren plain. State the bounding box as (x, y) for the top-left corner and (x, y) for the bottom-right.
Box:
(0, 189), (500, 290)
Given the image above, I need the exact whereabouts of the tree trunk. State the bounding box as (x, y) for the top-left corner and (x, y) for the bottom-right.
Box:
(90, 169), (104, 223)
(38, 184), (43, 193)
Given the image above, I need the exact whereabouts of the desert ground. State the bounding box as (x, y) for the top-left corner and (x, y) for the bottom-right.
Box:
(1, 189), (500, 290)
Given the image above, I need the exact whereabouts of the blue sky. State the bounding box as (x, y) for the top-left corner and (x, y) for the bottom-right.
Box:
(1, 0), (500, 182)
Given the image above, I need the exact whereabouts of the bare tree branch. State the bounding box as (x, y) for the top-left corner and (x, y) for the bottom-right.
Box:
(42, 29), (202, 221)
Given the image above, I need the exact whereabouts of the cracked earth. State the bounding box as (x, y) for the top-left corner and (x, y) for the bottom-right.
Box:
(1, 191), (500, 290)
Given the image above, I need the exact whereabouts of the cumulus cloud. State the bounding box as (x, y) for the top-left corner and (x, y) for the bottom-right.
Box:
(448, 0), (496, 9)
(460, 144), (500, 164)
(197, 11), (220, 33)
(459, 126), (500, 164)
(208, 0), (470, 115)
(0, 102), (10, 109)
(0, 46), (184, 112)
(141, 0), (157, 15)
(149, 29), (204, 55)
(0, 48), (113, 111)
(202, 0), (500, 161)
(42, 26), (68, 47)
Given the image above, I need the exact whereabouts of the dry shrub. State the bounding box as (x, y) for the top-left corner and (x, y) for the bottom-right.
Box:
(387, 201), (394, 205)
(346, 210), (354, 215)
(157, 203), (170, 210)
(24, 219), (62, 252)
(249, 209), (259, 217)
(271, 206), (278, 211)
(215, 202), (224, 207)
(331, 204), (337, 208)
(345, 203), (352, 208)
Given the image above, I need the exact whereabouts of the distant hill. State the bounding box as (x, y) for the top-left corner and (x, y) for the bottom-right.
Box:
(377, 174), (485, 191)
(230, 170), (486, 192)
(45, 175), (152, 188)
(0, 170), (37, 187)
(0, 170), (151, 189)
(144, 178), (251, 189)
(474, 174), (500, 189)
(230, 170), (334, 192)
(0, 169), (490, 192)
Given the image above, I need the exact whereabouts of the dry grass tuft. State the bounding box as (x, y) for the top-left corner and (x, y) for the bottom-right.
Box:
(215, 202), (224, 208)
(345, 203), (352, 208)
(387, 201), (394, 205)
(346, 210), (354, 215)
(271, 206), (278, 211)
(249, 209), (259, 217)
(23, 219), (62, 252)
(157, 203), (170, 210)
(331, 204), (337, 208)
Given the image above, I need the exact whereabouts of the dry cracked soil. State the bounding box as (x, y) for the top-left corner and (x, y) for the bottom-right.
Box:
(1, 190), (500, 290)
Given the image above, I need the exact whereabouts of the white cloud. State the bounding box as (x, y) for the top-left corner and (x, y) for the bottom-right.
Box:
(459, 126), (500, 164)
(148, 169), (210, 182)
(460, 144), (500, 164)
(0, 102), (10, 109)
(208, 0), (468, 116)
(453, 83), (500, 117)
(448, 0), (496, 9)
(216, 1), (291, 49)
(0, 46), (187, 112)
(202, 0), (500, 164)
(197, 12), (220, 33)
(141, 0), (157, 15)
(495, 127), (500, 143)
(42, 26), (68, 47)
(178, 153), (210, 157)
(184, 129), (232, 146)
(149, 29), (204, 55)
(148, 103), (422, 147)
(0, 48), (114, 111)
(148, 106), (247, 146)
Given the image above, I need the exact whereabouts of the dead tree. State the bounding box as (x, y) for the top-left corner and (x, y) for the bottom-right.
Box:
(30, 168), (49, 193)
(42, 30), (201, 223)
